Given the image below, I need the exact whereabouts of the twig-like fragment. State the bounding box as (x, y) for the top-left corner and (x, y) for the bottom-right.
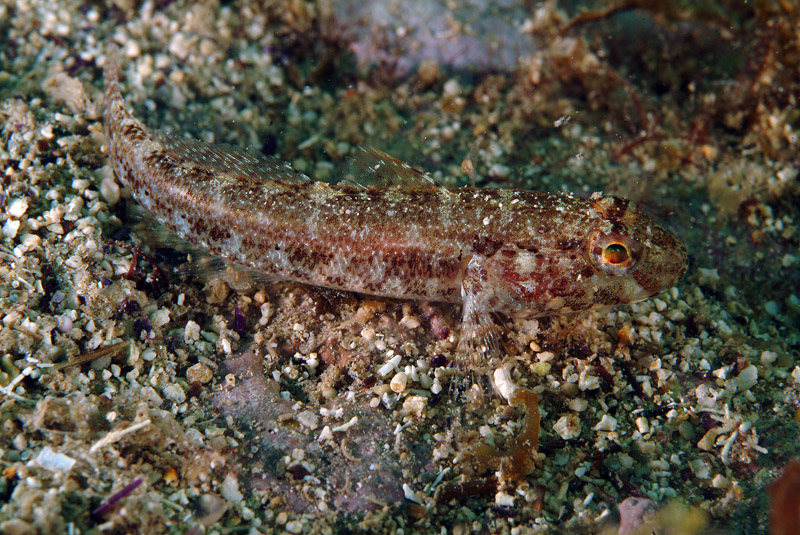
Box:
(558, 0), (645, 36)
(89, 418), (152, 454)
(50, 341), (130, 371)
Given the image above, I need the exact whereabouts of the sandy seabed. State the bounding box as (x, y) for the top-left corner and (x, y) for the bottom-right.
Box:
(1, 1), (799, 534)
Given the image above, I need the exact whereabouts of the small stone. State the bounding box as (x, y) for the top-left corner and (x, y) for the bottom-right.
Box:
(735, 364), (758, 392)
(32, 446), (76, 471)
(140, 386), (163, 407)
(162, 383), (186, 403)
(57, 315), (73, 333)
(285, 520), (304, 534)
(318, 426), (333, 441)
(578, 368), (600, 391)
(401, 395), (427, 418)
(100, 176), (120, 204)
(197, 494), (227, 526)
(221, 472), (243, 503)
(2, 219), (20, 239)
(593, 414), (617, 432)
(403, 483), (423, 503)
(390, 371), (408, 393)
(187, 363), (213, 384)
(443, 78), (461, 97)
(711, 474), (730, 488)
(1, 519), (34, 535)
(567, 398), (588, 412)
(184, 320), (201, 343)
(635, 417), (650, 435)
(150, 307), (170, 328)
(688, 459), (710, 479)
(296, 410), (319, 430)
(765, 301), (779, 315)
(494, 491), (515, 507)
(7, 197), (29, 218)
(553, 414), (581, 440)
(431, 379), (442, 395)
(537, 351), (556, 362)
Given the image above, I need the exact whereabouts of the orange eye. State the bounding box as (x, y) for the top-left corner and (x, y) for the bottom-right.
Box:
(602, 243), (630, 265)
(589, 232), (642, 274)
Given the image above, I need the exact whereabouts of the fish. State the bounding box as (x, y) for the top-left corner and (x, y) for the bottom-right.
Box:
(102, 49), (688, 361)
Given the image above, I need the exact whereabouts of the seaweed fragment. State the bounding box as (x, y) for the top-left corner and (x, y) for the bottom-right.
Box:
(440, 388), (540, 502)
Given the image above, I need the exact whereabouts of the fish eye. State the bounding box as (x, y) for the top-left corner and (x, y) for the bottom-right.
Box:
(590, 232), (641, 274)
(602, 242), (630, 266)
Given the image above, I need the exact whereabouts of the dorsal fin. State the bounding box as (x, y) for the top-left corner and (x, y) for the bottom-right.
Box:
(344, 147), (451, 196)
(156, 132), (312, 184)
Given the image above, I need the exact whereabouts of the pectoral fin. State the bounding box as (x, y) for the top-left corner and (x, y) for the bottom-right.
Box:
(456, 255), (503, 364)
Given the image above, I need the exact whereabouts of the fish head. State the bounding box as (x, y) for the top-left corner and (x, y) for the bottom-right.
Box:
(583, 195), (687, 306)
(491, 194), (687, 317)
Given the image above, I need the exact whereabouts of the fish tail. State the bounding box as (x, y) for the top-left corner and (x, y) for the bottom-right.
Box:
(103, 46), (123, 113)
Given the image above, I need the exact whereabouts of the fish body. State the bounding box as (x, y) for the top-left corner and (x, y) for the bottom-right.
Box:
(103, 52), (687, 357)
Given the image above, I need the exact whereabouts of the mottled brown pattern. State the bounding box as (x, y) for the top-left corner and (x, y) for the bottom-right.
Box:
(103, 51), (688, 357)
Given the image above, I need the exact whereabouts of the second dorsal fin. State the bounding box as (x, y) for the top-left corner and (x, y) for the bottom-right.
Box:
(343, 147), (451, 196)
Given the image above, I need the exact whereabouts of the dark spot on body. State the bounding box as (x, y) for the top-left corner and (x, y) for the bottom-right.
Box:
(472, 236), (503, 257)
(209, 226), (231, 242)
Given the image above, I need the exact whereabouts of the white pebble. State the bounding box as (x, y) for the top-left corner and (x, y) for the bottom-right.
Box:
(7, 197), (29, 218)
(443, 78), (461, 97)
(163, 383), (186, 403)
(378, 355), (402, 377)
(494, 491), (515, 507)
(285, 520), (304, 534)
(318, 426), (333, 441)
(390, 372), (408, 393)
(567, 398), (588, 412)
(431, 378), (443, 395)
(2, 219), (20, 239)
(100, 177), (120, 204)
(296, 410), (319, 430)
(712, 474), (730, 488)
(760, 350), (778, 365)
(593, 414), (617, 432)
(184, 320), (201, 343)
(635, 417), (650, 435)
(221, 472), (243, 503)
(31, 447), (76, 471)
(578, 368), (600, 391)
(536, 351), (555, 362)
(150, 307), (170, 328)
(403, 483), (423, 504)
(735, 364), (758, 392)
(553, 414), (581, 440)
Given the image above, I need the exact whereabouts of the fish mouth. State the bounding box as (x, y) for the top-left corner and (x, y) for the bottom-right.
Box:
(671, 242), (690, 283)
